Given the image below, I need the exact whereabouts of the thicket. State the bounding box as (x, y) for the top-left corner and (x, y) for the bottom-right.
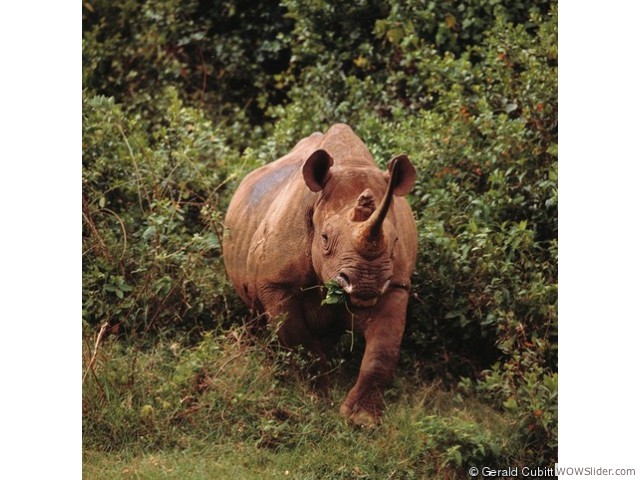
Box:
(83, 0), (557, 469)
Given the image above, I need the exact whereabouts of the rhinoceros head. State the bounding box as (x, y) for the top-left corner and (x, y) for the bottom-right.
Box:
(302, 149), (416, 308)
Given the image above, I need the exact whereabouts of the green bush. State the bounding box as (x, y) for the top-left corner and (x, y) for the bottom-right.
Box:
(82, 88), (244, 336)
(83, 0), (292, 146)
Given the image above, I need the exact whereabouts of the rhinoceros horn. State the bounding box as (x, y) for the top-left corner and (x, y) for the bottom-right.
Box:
(351, 189), (377, 222)
(352, 155), (415, 258)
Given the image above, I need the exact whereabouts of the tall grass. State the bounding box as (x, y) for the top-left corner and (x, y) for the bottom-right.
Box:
(84, 321), (536, 479)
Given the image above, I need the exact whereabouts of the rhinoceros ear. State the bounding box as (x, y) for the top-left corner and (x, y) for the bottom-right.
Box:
(302, 149), (334, 192)
(385, 154), (416, 196)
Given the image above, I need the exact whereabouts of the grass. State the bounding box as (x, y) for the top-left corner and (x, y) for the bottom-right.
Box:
(82, 323), (523, 479)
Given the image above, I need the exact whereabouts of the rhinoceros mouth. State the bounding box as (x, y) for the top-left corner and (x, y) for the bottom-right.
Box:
(350, 296), (379, 308)
(335, 274), (391, 308)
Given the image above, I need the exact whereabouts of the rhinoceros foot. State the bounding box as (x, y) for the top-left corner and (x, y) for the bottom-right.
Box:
(340, 402), (379, 427)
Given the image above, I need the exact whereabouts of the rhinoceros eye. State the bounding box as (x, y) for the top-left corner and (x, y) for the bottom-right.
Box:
(320, 232), (332, 254)
(320, 224), (333, 254)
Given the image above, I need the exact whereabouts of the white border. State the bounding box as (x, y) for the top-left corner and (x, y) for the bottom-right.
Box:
(0, 3), (80, 477)
(559, 0), (640, 473)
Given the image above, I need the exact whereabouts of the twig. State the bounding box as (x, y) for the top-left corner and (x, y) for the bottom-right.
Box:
(89, 367), (107, 401)
(116, 122), (148, 212)
(211, 351), (244, 381)
(82, 195), (111, 261)
(98, 207), (128, 261)
(82, 321), (109, 387)
(347, 310), (355, 352)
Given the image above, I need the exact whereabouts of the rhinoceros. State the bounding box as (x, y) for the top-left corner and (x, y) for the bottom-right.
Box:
(223, 124), (418, 425)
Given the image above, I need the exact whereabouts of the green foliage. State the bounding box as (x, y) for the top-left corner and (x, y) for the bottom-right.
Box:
(83, 0), (292, 136)
(461, 355), (558, 463)
(82, 87), (242, 335)
(83, 0), (558, 472)
(321, 279), (348, 306)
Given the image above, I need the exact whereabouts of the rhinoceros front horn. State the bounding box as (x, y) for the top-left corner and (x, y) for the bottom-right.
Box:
(352, 154), (415, 258)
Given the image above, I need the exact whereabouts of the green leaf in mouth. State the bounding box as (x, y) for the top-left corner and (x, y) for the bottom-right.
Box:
(321, 279), (347, 306)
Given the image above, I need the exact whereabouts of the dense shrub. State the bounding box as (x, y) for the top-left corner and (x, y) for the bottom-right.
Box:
(83, 0), (292, 146)
(83, 0), (558, 466)
(82, 88), (245, 336)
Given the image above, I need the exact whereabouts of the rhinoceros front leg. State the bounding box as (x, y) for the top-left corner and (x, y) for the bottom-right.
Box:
(340, 288), (408, 426)
(258, 284), (331, 384)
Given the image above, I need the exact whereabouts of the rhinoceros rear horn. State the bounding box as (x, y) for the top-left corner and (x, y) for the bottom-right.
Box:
(352, 189), (377, 222)
(302, 149), (334, 192)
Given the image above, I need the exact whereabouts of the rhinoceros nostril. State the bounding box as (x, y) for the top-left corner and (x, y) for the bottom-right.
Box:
(336, 273), (353, 293)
